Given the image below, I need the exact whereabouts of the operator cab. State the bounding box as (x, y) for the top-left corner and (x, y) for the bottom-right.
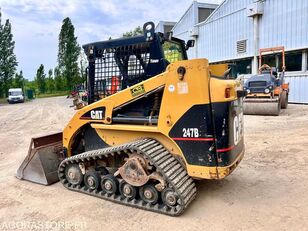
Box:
(83, 22), (194, 104)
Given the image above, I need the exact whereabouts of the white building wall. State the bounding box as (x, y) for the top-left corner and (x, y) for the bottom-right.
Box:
(259, 0), (308, 50)
(155, 21), (176, 33)
(156, 21), (165, 33)
(172, 1), (218, 59)
(172, 2), (198, 59)
(172, 0), (308, 103)
(191, 0), (308, 61)
(206, 0), (253, 22)
(172, 3), (197, 36)
(197, 7), (254, 62)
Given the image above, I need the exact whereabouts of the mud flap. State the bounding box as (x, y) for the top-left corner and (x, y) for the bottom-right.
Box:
(16, 133), (63, 185)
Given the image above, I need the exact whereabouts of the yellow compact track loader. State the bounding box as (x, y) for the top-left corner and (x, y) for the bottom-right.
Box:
(17, 22), (246, 216)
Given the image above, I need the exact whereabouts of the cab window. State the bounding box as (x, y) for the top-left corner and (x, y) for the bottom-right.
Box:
(163, 41), (184, 63)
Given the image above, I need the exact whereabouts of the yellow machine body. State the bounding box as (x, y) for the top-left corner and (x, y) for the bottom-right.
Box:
(16, 22), (246, 216)
(63, 59), (244, 180)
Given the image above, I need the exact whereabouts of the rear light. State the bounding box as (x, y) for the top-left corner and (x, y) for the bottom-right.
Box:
(225, 88), (231, 98)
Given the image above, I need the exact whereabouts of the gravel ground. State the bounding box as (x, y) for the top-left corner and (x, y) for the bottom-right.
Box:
(0, 97), (307, 231)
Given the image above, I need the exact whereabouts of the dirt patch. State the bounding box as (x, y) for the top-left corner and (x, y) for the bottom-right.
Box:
(0, 97), (307, 230)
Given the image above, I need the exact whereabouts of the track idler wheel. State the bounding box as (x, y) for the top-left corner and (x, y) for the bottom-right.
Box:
(119, 181), (137, 200)
(65, 164), (83, 186)
(162, 188), (179, 208)
(101, 174), (119, 194)
(139, 184), (159, 205)
(84, 171), (101, 190)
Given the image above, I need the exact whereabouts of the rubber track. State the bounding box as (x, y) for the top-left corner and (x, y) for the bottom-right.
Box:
(58, 138), (197, 216)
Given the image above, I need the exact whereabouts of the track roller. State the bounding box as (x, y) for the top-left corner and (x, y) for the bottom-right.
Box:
(101, 174), (119, 194)
(119, 181), (137, 199)
(84, 171), (101, 190)
(139, 183), (159, 205)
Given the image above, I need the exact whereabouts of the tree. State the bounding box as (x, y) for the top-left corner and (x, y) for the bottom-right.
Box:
(13, 70), (24, 88)
(35, 64), (46, 94)
(122, 26), (143, 38)
(46, 69), (55, 93)
(54, 66), (63, 91)
(0, 11), (18, 97)
(24, 79), (36, 91)
(57, 17), (80, 90)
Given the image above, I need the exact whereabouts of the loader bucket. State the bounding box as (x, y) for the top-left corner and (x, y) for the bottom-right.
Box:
(243, 98), (281, 116)
(16, 132), (63, 185)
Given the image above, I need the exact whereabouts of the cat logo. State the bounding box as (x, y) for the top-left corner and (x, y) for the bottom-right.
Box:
(90, 110), (104, 120)
(131, 84), (145, 97)
(80, 107), (105, 120)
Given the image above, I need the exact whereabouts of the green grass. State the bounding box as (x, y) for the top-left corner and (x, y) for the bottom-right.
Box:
(0, 91), (69, 103)
(36, 91), (69, 98)
(0, 98), (8, 104)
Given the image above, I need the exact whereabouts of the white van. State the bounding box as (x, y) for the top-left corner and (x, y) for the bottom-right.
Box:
(7, 88), (25, 103)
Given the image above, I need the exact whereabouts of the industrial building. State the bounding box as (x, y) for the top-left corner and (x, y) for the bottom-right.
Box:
(157, 0), (308, 103)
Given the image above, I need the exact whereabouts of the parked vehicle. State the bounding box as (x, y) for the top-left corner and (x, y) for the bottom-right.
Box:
(243, 47), (289, 116)
(7, 88), (25, 103)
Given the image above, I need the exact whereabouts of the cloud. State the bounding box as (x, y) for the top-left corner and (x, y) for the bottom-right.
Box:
(95, 1), (119, 17)
(0, 0), (222, 79)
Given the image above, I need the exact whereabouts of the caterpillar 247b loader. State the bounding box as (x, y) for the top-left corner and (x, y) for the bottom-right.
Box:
(243, 47), (289, 116)
(17, 22), (245, 216)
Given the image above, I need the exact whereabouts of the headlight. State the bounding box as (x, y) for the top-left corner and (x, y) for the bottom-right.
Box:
(246, 89), (251, 94)
(264, 88), (270, 94)
(269, 85), (273, 90)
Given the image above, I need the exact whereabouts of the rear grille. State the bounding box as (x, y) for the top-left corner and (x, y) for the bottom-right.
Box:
(249, 81), (267, 87)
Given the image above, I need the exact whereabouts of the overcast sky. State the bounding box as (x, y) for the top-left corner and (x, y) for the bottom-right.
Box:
(0, 0), (222, 80)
